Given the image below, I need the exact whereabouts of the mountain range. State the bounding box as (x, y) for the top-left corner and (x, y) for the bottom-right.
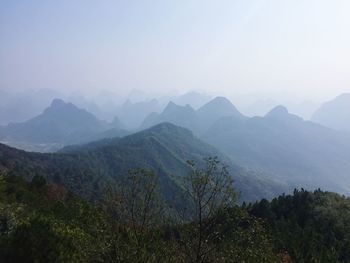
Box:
(0, 122), (285, 203)
(311, 93), (350, 131)
(203, 105), (350, 193)
(141, 96), (245, 133)
(0, 99), (127, 152)
(140, 97), (350, 195)
(1, 94), (350, 200)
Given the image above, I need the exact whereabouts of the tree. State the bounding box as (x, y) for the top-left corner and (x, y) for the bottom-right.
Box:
(179, 157), (236, 263)
(105, 169), (168, 262)
(116, 169), (165, 235)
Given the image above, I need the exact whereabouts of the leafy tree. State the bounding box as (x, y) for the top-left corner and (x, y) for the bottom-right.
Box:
(0, 174), (111, 263)
(178, 157), (236, 263)
(103, 169), (170, 263)
(248, 189), (350, 263)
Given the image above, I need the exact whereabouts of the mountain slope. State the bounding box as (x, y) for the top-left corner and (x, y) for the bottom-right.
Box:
(311, 93), (350, 131)
(172, 91), (212, 109)
(196, 96), (247, 130)
(140, 96), (246, 133)
(202, 106), (350, 194)
(0, 123), (285, 203)
(0, 99), (126, 152)
(116, 99), (162, 129)
(141, 102), (198, 131)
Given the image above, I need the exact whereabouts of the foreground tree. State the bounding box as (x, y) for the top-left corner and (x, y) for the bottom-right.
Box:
(179, 157), (236, 263)
(104, 169), (173, 263)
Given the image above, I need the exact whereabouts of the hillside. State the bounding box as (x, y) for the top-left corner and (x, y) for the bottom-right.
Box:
(0, 174), (109, 262)
(311, 93), (350, 131)
(140, 99), (350, 196)
(248, 189), (350, 262)
(141, 102), (198, 132)
(2, 168), (350, 262)
(0, 123), (285, 203)
(116, 99), (162, 129)
(0, 99), (126, 152)
(140, 96), (246, 133)
(0, 171), (278, 262)
(203, 106), (350, 194)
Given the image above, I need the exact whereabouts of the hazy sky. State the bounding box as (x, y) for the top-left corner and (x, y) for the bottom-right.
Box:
(1, 0), (350, 101)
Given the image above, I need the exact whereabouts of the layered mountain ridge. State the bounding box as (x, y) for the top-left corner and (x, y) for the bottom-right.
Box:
(0, 99), (127, 152)
(311, 93), (350, 131)
(0, 122), (285, 203)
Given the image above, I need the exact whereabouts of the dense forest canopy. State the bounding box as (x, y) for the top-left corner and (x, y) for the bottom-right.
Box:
(2, 158), (350, 262)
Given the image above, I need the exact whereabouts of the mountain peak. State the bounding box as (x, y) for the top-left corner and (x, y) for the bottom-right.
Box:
(165, 101), (177, 108)
(46, 99), (79, 114)
(148, 122), (190, 133)
(197, 96), (244, 119)
(265, 105), (303, 122)
(266, 105), (289, 118)
(335, 93), (350, 101)
(163, 101), (194, 114)
(50, 98), (67, 108)
(210, 96), (232, 104)
(311, 93), (350, 131)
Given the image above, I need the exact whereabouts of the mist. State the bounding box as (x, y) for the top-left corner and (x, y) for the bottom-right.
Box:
(2, 2), (350, 261)
(1, 0), (350, 104)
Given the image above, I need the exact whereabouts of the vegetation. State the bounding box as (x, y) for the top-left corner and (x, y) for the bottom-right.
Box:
(2, 154), (350, 262)
(0, 123), (285, 204)
(2, 124), (350, 262)
(0, 173), (110, 262)
(248, 189), (350, 263)
(0, 158), (278, 263)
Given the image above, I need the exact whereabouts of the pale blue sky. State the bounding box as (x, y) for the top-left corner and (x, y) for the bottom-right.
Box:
(1, 0), (350, 100)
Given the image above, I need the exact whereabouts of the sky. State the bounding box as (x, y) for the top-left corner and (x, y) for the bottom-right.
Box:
(1, 0), (350, 102)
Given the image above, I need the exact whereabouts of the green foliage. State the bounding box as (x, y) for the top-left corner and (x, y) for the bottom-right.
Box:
(0, 123), (285, 205)
(3, 149), (350, 262)
(248, 189), (350, 263)
(0, 158), (280, 262)
(210, 207), (277, 263)
(177, 157), (237, 263)
(0, 174), (111, 263)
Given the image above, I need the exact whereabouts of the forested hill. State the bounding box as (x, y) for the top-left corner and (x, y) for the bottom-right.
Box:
(2, 168), (350, 262)
(0, 123), (286, 203)
(247, 189), (350, 262)
(137, 97), (350, 196)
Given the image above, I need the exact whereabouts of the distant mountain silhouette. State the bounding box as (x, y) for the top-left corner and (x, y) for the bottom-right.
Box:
(172, 91), (212, 109)
(117, 99), (162, 129)
(0, 99), (126, 152)
(197, 96), (246, 129)
(0, 89), (64, 125)
(202, 105), (350, 194)
(311, 93), (350, 131)
(142, 102), (198, 131)
(141, 96), (246, 133)
(140, 98), (350, 194)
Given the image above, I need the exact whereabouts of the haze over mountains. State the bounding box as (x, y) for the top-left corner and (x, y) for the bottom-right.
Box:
(2, 89), (350, 262)
(0, 99), (127, 152)
(2, 1), (350, 260)
(138, 95), (350, 195)
(141, 97), (246, 133)
(311, 93), (350, 131)
(203, 105), (350, 194)
(0, 123), (284, 203)
(1, 91), (350, 201)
